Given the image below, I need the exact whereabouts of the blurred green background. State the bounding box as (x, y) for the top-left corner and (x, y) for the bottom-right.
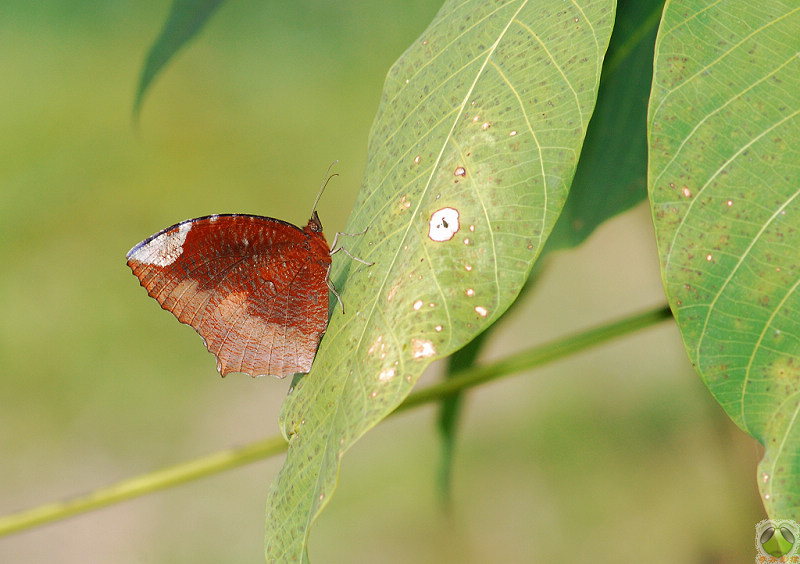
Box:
(1, 1), (765, 562)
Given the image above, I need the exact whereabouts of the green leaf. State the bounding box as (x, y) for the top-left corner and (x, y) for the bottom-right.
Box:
(133, 0), (225, 118)
(547, 0), (662, 251)
(433, 1), (663, 503)
(435, 330), (487, 507)
(264, 0), (616, 559)
(431, 2), (663, 497)
(649, 1), (800, 518)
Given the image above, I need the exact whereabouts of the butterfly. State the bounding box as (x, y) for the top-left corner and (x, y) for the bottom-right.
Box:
(126, 166), (370, 378)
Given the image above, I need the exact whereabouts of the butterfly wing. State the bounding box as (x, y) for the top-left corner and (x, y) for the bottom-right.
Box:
(127, 214), (331, 378)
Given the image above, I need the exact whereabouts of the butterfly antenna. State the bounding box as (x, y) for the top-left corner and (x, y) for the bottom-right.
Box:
(312, 160), (339, 214)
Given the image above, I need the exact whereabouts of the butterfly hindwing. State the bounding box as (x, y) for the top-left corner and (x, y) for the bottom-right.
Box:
(127, 214), (331, 377)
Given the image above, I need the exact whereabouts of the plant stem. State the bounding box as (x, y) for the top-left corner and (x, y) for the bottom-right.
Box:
(0, 305), (672, 538)
(398, 305), (673, 412)
(0, 436), (288, 537)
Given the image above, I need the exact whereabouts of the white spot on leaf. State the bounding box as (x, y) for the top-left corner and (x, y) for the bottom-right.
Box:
(428, 207), (460, 242)
(411, 339), (436, 359)
(368, 335), (385, 356)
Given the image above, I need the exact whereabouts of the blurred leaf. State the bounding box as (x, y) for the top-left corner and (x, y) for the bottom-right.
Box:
(133, 0), (225, 118)
(264, 0), (615, 560)
(649, 1), (800, 518)
(546, 0), (662, 251)
(436, 330), (487, 507)
(434, 264), (538, 505)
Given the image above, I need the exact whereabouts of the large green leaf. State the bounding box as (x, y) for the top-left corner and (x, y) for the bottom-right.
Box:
(649, 1), (800, 518)
(264, 0), (615, 560)
(547, 0), (662, 251)
(434, 0), (663, 503)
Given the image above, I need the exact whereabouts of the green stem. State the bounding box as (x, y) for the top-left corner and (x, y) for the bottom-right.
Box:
(398, 305), (672, 412)
(0, 305), (671, 538)
(0, 436), (288, 537)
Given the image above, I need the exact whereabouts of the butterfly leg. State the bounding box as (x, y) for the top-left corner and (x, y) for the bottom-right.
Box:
(329, 227), (374, 266)
(325, 265), (345, 314)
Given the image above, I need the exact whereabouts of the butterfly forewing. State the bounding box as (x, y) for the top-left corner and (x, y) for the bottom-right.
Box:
(127, 214), (332, 378)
